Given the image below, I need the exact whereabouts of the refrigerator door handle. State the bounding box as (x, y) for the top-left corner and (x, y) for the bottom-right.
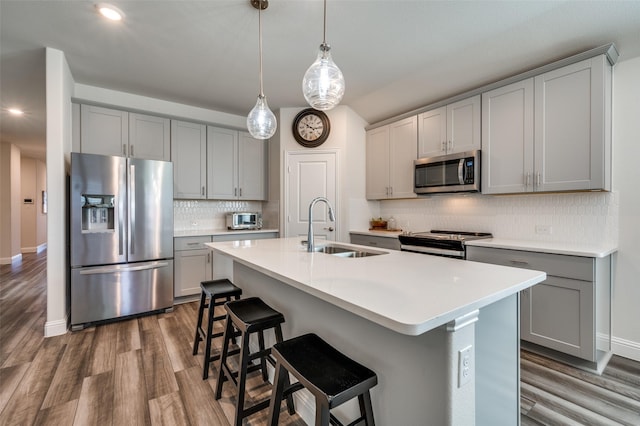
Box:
(129, 164), (135, 255)
(118, 163), (125, 256)
(79, 261), (170, 275)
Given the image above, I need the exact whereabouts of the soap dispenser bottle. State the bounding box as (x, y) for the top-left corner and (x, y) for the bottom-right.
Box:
(387, 216), (397, 230)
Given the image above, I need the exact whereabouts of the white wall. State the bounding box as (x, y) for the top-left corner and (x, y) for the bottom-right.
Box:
(20, 157), (47, 252)
(611, 55), (640, 361)
(278, 106), (370, 243)
(0, 143), (22, 263)
(45, 47), (74, 337)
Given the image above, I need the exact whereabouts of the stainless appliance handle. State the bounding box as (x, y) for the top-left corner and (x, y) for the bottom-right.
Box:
(458, 159), (464, 184)
(129, 164), (135, 255)
(118, 163), (125, 255)
(400, 244), (464, 258)
(79, 261), (169, 275)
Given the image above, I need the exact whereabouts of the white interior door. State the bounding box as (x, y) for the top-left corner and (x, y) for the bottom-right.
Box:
(285, 151), (337, 241)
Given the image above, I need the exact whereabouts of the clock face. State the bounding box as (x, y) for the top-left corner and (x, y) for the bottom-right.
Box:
(292, 109), (330, 148)
(297, 114), (324, 142)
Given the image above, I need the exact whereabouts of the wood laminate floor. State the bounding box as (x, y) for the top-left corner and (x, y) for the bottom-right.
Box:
(1, 251), (639, 425)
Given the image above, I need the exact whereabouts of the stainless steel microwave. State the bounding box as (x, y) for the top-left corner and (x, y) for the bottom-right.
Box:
(414, 150), (481, 194)
(226, 212), (262, 230)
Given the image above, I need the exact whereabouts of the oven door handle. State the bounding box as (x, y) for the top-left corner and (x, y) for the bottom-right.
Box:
(400, 244), (464, 258)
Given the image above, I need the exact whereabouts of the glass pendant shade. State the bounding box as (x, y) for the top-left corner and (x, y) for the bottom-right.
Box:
(247, 94), (277, 139)
(302, 43), (345, 111)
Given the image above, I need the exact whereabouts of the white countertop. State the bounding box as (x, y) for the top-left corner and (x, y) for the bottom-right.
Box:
(465, 238), (617, 258)
(349, 229), (403, 239)
(206, 237), (545, 336)
(174, 228), (279, 238)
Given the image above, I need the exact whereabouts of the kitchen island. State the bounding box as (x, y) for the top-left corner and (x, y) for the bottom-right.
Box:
(206, 237), (546, 425)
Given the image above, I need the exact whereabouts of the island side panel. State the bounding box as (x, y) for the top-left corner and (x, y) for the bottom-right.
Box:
(234, 261), (450, 425)
(475, 292), (520, 425)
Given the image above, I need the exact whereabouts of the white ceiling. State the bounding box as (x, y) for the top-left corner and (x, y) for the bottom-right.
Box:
(2, 0), (640, 160)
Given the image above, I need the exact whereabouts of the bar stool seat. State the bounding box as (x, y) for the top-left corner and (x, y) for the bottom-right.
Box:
(215, 297), (294, 426)
(192, 279), (242, 380)
(268, 333), (378, 426)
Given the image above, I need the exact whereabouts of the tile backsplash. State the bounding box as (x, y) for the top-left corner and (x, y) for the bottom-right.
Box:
(379, 191), (618, 246)
(174, 200), (264, 231)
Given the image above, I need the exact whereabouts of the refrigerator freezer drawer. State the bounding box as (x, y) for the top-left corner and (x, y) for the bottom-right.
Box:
(71, 260), (174, 327)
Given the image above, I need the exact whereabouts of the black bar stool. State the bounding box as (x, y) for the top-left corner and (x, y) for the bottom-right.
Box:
(192, 279), (242, 380)
(268, 333), (378, 426)
(214, 297), (295, 426)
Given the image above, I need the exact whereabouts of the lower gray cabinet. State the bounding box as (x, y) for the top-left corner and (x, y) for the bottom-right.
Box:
(350, 233), (400, 250)
(467, 246), (611, 366)
(174, 236), (212, 297)
(174, 232), (279, 298)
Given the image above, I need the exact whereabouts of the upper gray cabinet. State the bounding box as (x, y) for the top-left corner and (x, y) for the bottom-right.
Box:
(207, 126), (267, 201)
(79, 105), (170, 161)
(366, 116), (417, 200)
(418, 95), (480, 158)
(482, 55), (612, 194)
(171, 120), (207, 199)
(129, 113), (171, 161)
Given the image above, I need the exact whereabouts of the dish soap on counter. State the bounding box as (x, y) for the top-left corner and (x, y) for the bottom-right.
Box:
(387, 216), (397, 230)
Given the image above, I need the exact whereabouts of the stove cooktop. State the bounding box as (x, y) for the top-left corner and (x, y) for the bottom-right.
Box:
(401, 230), (493, 242)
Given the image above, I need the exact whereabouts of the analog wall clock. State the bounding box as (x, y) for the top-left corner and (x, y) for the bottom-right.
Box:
(292, 108), (330, 148)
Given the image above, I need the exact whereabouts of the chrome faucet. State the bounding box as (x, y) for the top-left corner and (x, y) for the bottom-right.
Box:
(307, 197), (335, 252)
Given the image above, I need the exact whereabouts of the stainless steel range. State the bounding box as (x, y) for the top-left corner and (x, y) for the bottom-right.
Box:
(399, 230), (493, 259)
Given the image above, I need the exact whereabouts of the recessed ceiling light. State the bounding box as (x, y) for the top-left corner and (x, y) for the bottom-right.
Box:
(8, 108), (24, 116)
(96, 3), (124, 21)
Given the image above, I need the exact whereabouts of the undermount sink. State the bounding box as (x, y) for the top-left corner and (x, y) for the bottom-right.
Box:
(313, 244), (387, 258)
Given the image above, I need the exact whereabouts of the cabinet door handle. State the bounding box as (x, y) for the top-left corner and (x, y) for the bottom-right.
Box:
(201, 186), (205, 196)
(525, 172), (531, 187)
(207, 253), (211, 263)
(510, 260), (530, 267)
(441, 141), (446, 152)
(536, 172), (541, 187)
(186, 242), (200, 246)
(130, 145), (134, 157)
(239, 188), (242, 197)
(448, 140), (452, 151)
(389, 187), (393, 196)
(122, 144), (127, 156)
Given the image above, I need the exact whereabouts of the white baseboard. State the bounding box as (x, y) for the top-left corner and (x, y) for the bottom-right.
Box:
(612, 336), (640, 362)
(0, 253), (22, 264)
(21, 246), (37, 253)
(44, 315), (68, 337)
(37, 243), (47, 253)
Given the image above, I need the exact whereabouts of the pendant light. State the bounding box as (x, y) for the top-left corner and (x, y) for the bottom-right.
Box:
(247, 0), (277, 140)
(302, 0), (345, 111)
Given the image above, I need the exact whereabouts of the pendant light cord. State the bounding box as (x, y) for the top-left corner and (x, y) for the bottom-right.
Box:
(322, 0), (327, 45)
(258, 0), (264, 97)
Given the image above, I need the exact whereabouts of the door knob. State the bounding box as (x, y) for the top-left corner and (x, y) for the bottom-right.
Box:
(323, 227), (334, 232)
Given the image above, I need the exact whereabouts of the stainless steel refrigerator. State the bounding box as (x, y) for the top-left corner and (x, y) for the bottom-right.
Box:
(70, 152), (174, 330)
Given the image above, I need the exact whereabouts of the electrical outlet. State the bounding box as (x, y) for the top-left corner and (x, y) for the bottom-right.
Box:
(535, 225), (552, 235)
(458, 345), (473, 388)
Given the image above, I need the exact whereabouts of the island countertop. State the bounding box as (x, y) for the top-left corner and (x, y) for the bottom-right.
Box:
(206, 237), (546, 336)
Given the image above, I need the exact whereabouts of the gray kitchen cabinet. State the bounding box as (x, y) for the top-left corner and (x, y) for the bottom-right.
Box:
(482, 55), (611, 194)
(350, 233), (400, 250)
(467, 246), (611, 371)
(174, 232), (279, 298)
(79, 105), (170, 161)
(417, 95), (480, 158)
(129, 113), (171, 161)
(172, 120), (207, 199)
(366, 116), (417, 200)
(481, 78), (534, 194)
(207, 126), (267, 201)
(80, 104), (129, 157)
(174, 236), (212, 297)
